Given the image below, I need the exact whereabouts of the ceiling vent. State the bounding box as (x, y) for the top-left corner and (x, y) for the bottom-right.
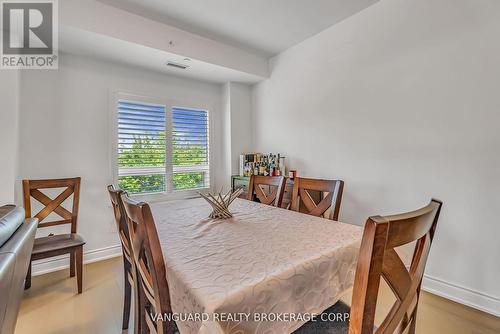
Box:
(166, 61), (189, 70)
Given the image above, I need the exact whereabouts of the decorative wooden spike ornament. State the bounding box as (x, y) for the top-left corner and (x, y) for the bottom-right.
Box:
(199, 188), (243, 219)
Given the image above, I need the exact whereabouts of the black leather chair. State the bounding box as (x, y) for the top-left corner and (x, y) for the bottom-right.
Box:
(0, 205), (38, 334)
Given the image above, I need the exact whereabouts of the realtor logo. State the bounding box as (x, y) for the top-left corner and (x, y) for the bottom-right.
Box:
(1, 0), (58, 69)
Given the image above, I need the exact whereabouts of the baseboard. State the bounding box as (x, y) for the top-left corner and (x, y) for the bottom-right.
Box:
(32, 244), (122, 276)
(422, 274), (500, 317)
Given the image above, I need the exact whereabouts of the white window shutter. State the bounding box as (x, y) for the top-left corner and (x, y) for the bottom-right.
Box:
(172, 107), (210, 190)
(117, 100), (167, 194)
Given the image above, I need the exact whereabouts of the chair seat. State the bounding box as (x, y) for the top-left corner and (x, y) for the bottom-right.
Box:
(32, 233), (85, 255)
(294, 301), (351, 334)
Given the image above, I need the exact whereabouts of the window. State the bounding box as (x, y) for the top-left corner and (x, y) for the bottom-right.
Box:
(172, 107), (210, 191)
(116, 98), (210, 195)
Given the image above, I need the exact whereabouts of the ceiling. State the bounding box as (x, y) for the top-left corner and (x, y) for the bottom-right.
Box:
(98, 0), (379, 56)
(60, 26), (264, 84)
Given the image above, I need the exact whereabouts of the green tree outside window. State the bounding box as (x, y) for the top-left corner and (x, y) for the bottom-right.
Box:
(118, 131), (207, 193)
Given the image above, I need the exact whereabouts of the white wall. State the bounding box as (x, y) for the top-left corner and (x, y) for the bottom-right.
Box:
(253, 0), (500, 316)
(225, 82), (254, 177)
(18, 53), (223, 274)
(219, 83), (233, 190)
(0, 70), (20, 204)
(218, 82), (254, 189)
(229, 83), (253, 175)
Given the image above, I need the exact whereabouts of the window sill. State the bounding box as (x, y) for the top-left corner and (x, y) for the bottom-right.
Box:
(129, 187), (211, 203)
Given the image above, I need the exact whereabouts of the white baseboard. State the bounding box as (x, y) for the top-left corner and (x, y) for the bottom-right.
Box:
(32, 244), (122, 276)
(422, 274), (500, 317)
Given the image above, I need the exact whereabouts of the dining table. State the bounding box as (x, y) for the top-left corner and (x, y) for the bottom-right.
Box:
(149, 197), (363, 334)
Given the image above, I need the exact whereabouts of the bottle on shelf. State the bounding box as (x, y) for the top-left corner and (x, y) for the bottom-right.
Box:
(269, 153), (275, 177)
(239, 152), (287, 178)
(279, 156), (285, 176)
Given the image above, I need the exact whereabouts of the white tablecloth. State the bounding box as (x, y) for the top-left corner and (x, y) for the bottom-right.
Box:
(150, 198), (362, 334)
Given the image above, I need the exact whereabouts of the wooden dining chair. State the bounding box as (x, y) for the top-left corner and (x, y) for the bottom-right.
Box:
(121, 193), (177, 334)
(247, 175), (287, 207)
(295, 199), (443, 334)
(107, 185), (140, 332)
(290, 177), (344, 220)
(23, 177), (85, 293)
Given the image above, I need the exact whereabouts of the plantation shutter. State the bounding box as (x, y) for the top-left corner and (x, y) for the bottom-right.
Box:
(117, 100), (167, 194)
(172, 107), (210, 190)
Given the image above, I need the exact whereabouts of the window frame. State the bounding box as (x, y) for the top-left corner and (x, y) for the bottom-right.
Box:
(109, 91), (214, 201)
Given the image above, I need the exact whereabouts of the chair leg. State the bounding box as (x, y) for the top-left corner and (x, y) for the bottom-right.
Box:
(122, 262), (132, 330)
(139, 284), (148, 334)
(70, 250), (75, 277)
(75, 246), (83, 294)
(133, 292), (141, 334)
(24, 259), (32, 290)
(131, 267), (142, 334)
(408, 316), (417, 334)
(408, 307), (418, 334)
(409, 286), (422, 334)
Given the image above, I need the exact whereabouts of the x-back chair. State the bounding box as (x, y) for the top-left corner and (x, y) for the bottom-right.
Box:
(23, 177), (85, 293)
(247, 175), (287, 207)
(291, 177), (345, 221)
(121, 193), (177, 334)
(107, 185), (140, 332)
(295, 199), (443, 334)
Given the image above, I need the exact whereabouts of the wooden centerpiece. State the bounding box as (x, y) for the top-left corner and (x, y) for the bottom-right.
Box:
(199, 188), (244, 219)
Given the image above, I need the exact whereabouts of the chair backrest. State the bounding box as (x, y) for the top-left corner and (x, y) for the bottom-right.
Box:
(247, 175), (287, 207)
(107, 185), (132, 262)
(23, 177), (81, 233)
(290, 177), (344, 220)
(121, 193), (174, 334)
(349, 199), (443, 334)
